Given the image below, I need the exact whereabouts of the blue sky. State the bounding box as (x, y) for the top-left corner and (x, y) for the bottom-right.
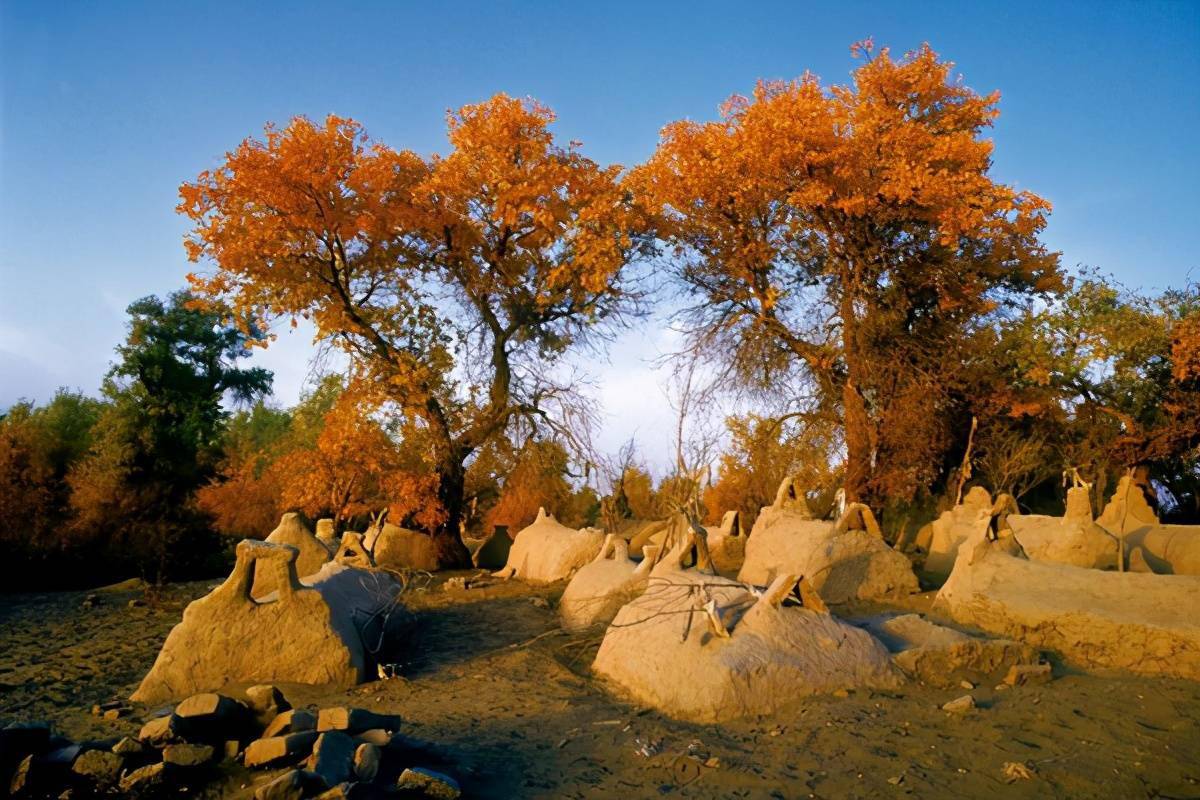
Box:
(2, 0), (1197, 466)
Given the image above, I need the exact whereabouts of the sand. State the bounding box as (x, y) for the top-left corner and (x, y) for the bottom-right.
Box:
(2, 577), (1199, 798)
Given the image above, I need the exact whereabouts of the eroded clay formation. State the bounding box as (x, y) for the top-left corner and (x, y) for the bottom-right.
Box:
(738, 480), (918, 604)
(251, 513), (334, 597)
(1008, 486), (1118, 570)
(705, 509), (745, 577)
(133, 540), (406, 704)
(593, 528), (902, 722)
(494, 508), (605, 583)
(1097, 476), (1200, 575)
(934, 524), (1200, 680)
(559, 535), (656, 632)
(369, 523), (440, 572)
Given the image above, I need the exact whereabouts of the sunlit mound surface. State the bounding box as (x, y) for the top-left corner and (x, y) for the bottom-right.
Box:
(935, 525), (1200, 680)
(132, 540), (407, 704)
(592, 532), (902, 723)
(493, 508), (605, 584)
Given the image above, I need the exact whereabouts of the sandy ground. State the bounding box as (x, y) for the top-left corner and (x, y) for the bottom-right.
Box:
(3, 574), (1200, 799)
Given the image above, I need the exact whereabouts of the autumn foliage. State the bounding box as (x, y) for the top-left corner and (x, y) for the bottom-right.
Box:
(180, 95), (649, 565)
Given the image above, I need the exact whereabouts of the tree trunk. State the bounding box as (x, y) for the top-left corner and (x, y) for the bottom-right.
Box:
(840, 286), (872, 504)
(432, 459), (472, 568)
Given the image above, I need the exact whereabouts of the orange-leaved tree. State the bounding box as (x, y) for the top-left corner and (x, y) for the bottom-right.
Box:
(631, 41), (1061, 507)
(180, 96), (650, 565)
(273, 394), (442, 534)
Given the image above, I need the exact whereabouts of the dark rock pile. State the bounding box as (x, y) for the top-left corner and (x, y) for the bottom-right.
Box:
(2, 687), (461, 799)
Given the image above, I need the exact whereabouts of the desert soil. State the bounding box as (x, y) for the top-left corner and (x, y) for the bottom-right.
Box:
(2, 574), (1199, 799)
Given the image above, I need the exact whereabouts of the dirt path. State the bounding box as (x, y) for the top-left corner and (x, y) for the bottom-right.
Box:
(3, 575), (1200, 798)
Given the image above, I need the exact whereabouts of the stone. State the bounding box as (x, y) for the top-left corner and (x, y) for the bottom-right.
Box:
(111, 737), (145, 756)
(245, 685), (291, 725)
(396, 767), (461, 799)
(223, 740), (241, 761)
(558, 534), (655, 632)
(593, 527), (901, 722)
(131, 540), (406, 703)
(370, 524), (440, 571)
(471, 526), (512, 570)
(254, 769), (311, 800)
(942, 695), (976, 713)
(263, 708), (317, 738)
(738, 494), (918, 603)
(117, 762), (169, 794)
(8, 755), (34, 797)
(162, 743), (214, 767)
(355, 729), (392, 747)
(1004, 663), (1053, 686)
(71, 749), (123, 786)
(252, 513), (334, 597)
(354, 742), (380, 781)
(243, 731), (320, 768)
(317, 708), (401, 735)
(935, 528), (1200, 679)
(309, 731), (357, 787)
(137, 715), (178, 745)
(101, 708), (126, 721)
(173, 692), (252, 741)
(493, 508), (605, 583)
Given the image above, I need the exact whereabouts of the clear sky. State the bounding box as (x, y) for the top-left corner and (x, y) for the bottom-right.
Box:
(2, 0), (1198, 468)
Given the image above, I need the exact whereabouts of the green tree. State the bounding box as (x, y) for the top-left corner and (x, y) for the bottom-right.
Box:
(69, 291), (272, 582)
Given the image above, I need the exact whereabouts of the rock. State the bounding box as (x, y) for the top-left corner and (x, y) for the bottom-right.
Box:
(71, 749), (123, 786)
(173, 692), (251, 741)
(317, 708), (401, 735)
(245, 685), (292, 725)
(935, 528), (1200, 679)
(493, 508), (605, 583)
(111, 737), (145, 756)
(370, 524), (440, 571)
(162, 743), (213, 767)
(101, 708), (127, 721)
(593, 527), (901, 722)
(1004, 663), (1052, 686)
(8, 755), (49, 798)
(118, 761), (169, 794)
(263, 708), (317, 738)
(243, 732), (320, 768)
(131, 540), (406, 704)
(223, 740), (241, 761)
(558, 534), (653, 632)
(396, 767), (461, 799)
(137, 715), (178, 745)
(960, 680), (975, 690)
(252, 513), (334, 597)
(355, 729), (392, 747)
(309, 731), (357, 787)
(354, 743), (380, 781)
(942, 695), (976, 713)
(254, 769), (313, 800)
